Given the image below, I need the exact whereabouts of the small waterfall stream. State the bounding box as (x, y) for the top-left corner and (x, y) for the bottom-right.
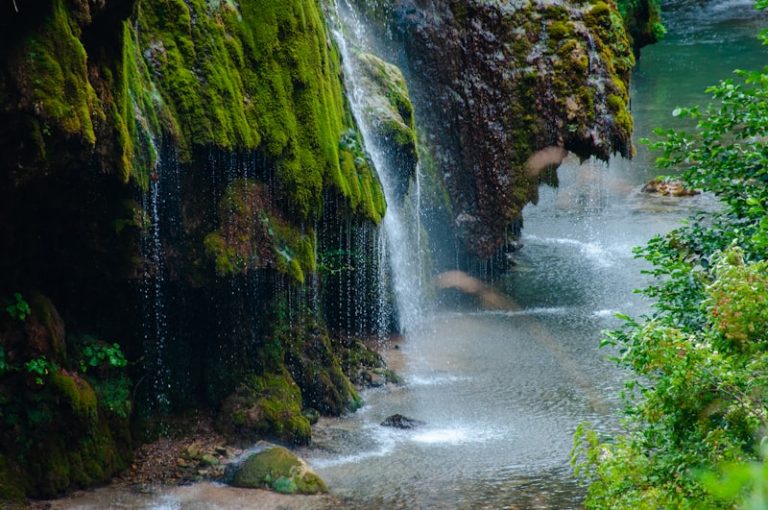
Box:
(332, 0), (426, 334)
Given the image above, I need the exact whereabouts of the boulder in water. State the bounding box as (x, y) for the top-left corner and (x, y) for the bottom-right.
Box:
(642, 179), (700, 197)
(229, 446), (327, 495)
(381, 414), (425, 429)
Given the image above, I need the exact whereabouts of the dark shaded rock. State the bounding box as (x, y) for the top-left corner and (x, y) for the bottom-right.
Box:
(381, 414), (425, 429)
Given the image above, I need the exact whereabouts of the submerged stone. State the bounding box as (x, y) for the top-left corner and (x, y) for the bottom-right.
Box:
(381, 414), (425, 429)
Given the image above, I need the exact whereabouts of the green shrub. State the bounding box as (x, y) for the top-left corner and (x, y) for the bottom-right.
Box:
(574, 6), (768, 507)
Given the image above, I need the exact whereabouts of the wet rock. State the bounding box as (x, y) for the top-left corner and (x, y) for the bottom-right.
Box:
(229, 447), (327, 495)
(381, 414), (425, 429)
(302, 408), (320, 426)
(217, 370), (311, 445)
(200, 454), (219, 467)
(183, 442), (204, 461)
(353, 52), (417, 204)
(642, 179), (700, 197)
(354, 0), (636, 259)
(368, 371), (386, 388)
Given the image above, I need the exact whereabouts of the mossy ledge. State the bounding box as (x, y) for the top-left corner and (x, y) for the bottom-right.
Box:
(1, 0), (386, 223)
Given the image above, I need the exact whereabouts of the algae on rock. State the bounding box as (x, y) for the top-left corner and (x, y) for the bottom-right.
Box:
(230, 446), (327, 495)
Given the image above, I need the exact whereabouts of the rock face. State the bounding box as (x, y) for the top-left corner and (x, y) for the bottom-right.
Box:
(230, 447), (327, 495)
(354, 52), (418, 203)
(353, 0), (636, 260)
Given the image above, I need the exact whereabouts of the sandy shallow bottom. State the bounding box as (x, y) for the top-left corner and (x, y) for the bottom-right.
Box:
(39, 483), (335, 510)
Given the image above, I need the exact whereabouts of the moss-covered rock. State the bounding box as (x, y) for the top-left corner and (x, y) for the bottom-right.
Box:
(203, 179), (318, 283)
(217, 369), (312, 445)
(0, 296), (132, 501)
(50, 370), (99, 426)
(616, 0), (664, 53)
(354, 52), (418, 202)
(230, 446), (327, 494)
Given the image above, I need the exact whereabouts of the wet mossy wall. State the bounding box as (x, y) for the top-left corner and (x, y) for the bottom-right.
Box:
(0, 0), (393, 501)
(134, 0), (385, 222)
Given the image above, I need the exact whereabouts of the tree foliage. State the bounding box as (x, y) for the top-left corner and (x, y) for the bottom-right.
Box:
(573, 5), (768, 508)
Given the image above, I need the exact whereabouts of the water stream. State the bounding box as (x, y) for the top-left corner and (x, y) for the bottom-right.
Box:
(50, 1), (767, 508)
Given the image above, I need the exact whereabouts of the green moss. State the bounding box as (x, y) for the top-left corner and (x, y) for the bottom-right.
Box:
(134, 0), (385, 222)
(28, 418), (128, 497)
(549, 20), (573, 41)
(230, 446), (327, 494)
(202, 178), (315, 282)
(113, 22), (167, 187)
(0, 457), (27, 503)
(219, 369), (311, 444)
(283, 321), (364, 415)
(616, 0), (664, 50)
(20, 0), (98, 143)
(50, 370), (98, 426)
(204, 232), (239, 275)
(606, 94), (623, 115)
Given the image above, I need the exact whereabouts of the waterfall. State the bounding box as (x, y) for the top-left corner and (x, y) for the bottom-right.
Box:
(332, 0), (426, 334)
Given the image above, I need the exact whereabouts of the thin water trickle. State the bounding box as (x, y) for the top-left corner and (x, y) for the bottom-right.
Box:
(141, 142), (171, 413)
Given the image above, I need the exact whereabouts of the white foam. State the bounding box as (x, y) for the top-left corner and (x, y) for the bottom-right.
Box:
(411, 427), (503, 445)
(524, 235), (616, 268)
(409, 374), (470, 387)
(412, 428), (467, 444)
(592, 309), (618, 319)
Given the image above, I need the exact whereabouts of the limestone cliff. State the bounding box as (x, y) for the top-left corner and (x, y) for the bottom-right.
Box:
(352, 0), (638, 261)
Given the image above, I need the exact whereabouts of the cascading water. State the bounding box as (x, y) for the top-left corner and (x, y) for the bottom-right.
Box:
(331, 0), (426, 334)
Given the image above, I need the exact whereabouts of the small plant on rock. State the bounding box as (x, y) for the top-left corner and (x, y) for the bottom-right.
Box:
(25, 357), (51, 386)
(5, 293), (31, 322)
(79, 341), (128, 372)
